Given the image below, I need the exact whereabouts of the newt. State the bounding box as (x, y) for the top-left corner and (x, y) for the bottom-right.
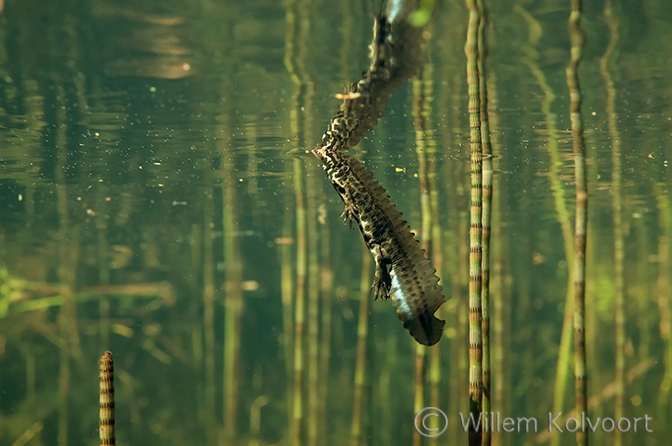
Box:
(312, 147), (445, 345)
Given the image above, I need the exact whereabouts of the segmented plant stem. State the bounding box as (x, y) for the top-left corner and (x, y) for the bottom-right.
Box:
(566, 0), (588, 444)
(475, 0), (492, 443)
(465, 0), (483, 443)
(99, 351), (115, 446)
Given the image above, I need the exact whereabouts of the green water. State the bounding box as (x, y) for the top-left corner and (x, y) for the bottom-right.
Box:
(0, 0), (670, 445)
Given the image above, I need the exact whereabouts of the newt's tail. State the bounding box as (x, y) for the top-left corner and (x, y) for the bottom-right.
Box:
(404, 312), (445, 346)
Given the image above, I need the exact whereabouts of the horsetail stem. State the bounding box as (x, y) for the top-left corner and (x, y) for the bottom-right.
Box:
(99, 351), (115, 446)
(566, 0), (588, 444)
(465, 0), (483, 444)
(476, 0), (493, 444)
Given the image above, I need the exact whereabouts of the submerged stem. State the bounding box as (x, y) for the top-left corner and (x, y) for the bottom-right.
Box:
(566, 0), (588, 444)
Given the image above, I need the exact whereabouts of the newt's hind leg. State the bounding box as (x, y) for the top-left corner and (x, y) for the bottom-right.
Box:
(370, 245), (392, 300)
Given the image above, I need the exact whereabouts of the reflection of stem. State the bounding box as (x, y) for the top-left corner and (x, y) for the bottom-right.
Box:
(412, 49), (436, 446)
(339, 0), (352, 85)
(97, 188), (111, 349)
(465, 1), (483, 444)
(298, 0), (319, 441)
(203, 196), (217, 446)
(413, 343), (426, 446)
(599, 3), (624, 445)
(317, 206), (332, 446)
(249, 395), (270, 446)
(282, 1), (298, 437)
(379, 334), (396, 446)
(487, 71), (509, 446)
(517, 10), (574, 446)
(306, 145), (320, 446)
(423, 50), (444, 446)
(413, 79), (431, 255)
(636, 217), (651, 366)
(25, 348), (36, 403)
(221, 110), (243, 445)
(655, 184), (671, 416)
(283, 0), (304, 443)
(10, 422), (43, 446)
(292, 157), (307, 446)
(445, 51), (468, 446)
(280, 178), (295, 432)
(55, 82), (77, 446)
(351, 243), (371, 446)
(411, 62), (427, 446)
(566, 1), (588, 444)
(534, 359), (655, 444)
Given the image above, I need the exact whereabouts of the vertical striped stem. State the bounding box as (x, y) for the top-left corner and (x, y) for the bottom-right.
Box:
(351, 244), (372, 446)
(99, 352), (115, 446)
(566, 0), (588, 444)
(475, 2), (492, 445)
(465, 0), (483, 444)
